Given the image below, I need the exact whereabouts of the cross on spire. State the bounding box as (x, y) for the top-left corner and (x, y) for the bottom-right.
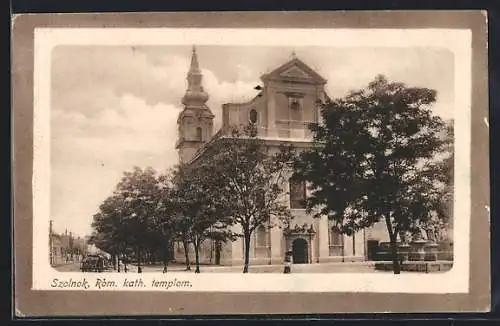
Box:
(189, 45), (200, 73)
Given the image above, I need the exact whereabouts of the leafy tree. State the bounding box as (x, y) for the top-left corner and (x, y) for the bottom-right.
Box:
(169, 166), (193, 271)
(419, 120), (454, 243)
(91, 167), (174, 274)
(199, 125), (294, 273)
(295, 75), (452, 274)
(113, 167), (160, 273)
(155, 171), (181, 273)
(90, 194), (133, 272)
(171, 164), (233, 273)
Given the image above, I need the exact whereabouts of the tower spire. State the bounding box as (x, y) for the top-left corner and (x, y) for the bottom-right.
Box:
(190, 45), (200, 73)
(182, 45), (209, 107)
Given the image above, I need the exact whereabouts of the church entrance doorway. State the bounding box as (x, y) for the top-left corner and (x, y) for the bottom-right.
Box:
(292, 238), (308, 264)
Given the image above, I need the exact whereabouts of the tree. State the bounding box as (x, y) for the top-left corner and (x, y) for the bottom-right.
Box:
(419, 120), (454, 243)
(169, 166), (193, 271)
(155, 171), (182, 273)
(90, 194), (133, 272)
(295, 75), (452, 274)
(91, 167), (172, 274)
(199, 125), (294, 273)
(171, 164), (234, 273)
(114, 167), (161, 273)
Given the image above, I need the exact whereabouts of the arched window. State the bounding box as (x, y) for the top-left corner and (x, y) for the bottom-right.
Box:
(249, 109), (258, 124)
(196, 127), (202, 141)
(256, 225), (267, 247)
(289, 176), (306, 209)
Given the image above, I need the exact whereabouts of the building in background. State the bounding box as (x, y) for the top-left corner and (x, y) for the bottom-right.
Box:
(49, 220), (89, 266)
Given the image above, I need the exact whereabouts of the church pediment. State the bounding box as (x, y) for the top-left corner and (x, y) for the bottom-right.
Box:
(261, 57), (327, 85)
(280, 66), (314, 80)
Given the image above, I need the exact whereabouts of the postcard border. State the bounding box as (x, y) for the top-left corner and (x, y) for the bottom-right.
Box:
(12, 11), (490, 316)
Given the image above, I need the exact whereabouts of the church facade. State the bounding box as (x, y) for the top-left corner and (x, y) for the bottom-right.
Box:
(173, 47), (389, 266)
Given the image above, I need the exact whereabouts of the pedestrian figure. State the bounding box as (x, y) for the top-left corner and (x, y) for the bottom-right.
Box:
(284, 251), (293, 274)
(97, 256), (104, 272)
(123, 256), (128, 273)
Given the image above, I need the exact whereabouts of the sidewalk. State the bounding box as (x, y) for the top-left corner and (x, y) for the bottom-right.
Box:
(126, 261), (378, 273)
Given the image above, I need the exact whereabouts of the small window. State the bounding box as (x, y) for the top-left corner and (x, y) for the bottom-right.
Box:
(288, 96), (303, 121)
(289, 177), (306, 209)
(249, 109), (258, 124)
(196, 127), (202, 141)
(289, 97), (302, 110)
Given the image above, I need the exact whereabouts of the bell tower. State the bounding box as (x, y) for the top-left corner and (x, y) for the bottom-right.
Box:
(176, 46), (214, 164)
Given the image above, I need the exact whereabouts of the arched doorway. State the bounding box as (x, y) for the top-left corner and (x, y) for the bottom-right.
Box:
(292, 238), (308, 264)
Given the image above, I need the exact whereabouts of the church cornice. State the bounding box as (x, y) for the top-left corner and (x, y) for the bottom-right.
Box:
(222, 91), (264, 109)
(175, 138), (208, 149)
(284, 223), (316, 236)
(177, 105), (215, 124)
(185, 132), (318, 166)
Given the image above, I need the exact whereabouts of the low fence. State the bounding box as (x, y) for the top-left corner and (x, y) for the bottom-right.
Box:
(375, 261), (453, 273)
(372, 241), (453, 262)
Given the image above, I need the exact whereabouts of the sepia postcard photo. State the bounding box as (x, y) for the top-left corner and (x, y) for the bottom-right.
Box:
(13, 11), (489, 315)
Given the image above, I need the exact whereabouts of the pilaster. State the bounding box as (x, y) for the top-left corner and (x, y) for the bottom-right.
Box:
(270, 225), (283, 264)
(231, 224), (244, 264)
(318, 215), (329, 260)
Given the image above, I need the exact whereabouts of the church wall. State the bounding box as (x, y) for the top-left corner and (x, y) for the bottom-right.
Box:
(270, 222), (283, 264)
(288, 209), (315, 230)
(173, 237), (234, 266)
(175, 144), (379, 266)
(341, 231), (366, 262)
(222, 104), (230, 129)
(235, 104), (251, 125)
(201, 119), (213, 142)
(222, 97), (265, 130)
(178, 147), (197, 165)
(302, 95), (316, 122)
(355, 231), (367, 259)
(261, 81), (320, 141)
(273, 91), (290, 121)
(181, 116), (195, 139)
(267, 89), (317, 123)
(179, 114), (213, 140)
(224, 222), (288, 266)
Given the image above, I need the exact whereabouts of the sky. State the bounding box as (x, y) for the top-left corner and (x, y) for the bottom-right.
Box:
(49, 45), (454, 236)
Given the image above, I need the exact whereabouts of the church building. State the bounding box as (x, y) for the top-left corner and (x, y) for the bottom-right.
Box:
(173, 47), (389, 266)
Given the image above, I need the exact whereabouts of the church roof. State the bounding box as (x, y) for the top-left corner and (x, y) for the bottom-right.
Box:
(261, 56), (327, 85)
